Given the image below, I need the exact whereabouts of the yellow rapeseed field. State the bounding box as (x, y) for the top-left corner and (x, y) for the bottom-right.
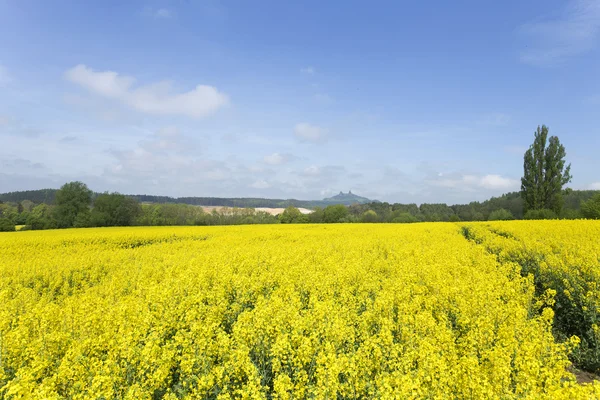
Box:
(1, 223), (599, 399)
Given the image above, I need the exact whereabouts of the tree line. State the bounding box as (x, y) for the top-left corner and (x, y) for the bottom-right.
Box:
(0, 190), (370, 208)
(0, 182), (284, 231)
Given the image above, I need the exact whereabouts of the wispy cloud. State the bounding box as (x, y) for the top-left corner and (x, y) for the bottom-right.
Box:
(0, 64), (12, 86)
(142, 7), (174, 19)
(519, 0), (600, 66)
(65, 64), (228, 118)
(294, 122), (327, 142)
(263, 152), (295, 165)
(590, 182), (600, 190)
(154, 8), (173, 19)
(300, 66), (315, 75)
(0, 116), (42, 138)
(250, 180), (270, 189)
(430, 173), (519, 191)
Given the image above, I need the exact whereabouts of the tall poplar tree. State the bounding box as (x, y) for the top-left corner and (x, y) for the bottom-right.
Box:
(521, 125), (572, 214)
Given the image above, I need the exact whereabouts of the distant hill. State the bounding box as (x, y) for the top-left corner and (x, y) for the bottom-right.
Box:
(322, 191), (373, 205)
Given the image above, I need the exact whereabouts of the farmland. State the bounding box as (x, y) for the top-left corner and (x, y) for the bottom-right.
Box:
(1, 222), (600, 398)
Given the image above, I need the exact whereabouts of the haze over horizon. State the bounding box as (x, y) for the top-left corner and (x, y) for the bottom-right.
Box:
(1, 0), (599, 204)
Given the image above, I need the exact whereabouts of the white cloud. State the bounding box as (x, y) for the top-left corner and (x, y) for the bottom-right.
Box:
(250, 180), (270, 189)
(300, 66), (315, 74)
(0, 64), (12, 86)
(479, 174), (519, 190)
(65, 64), (228, 118)
(432, 174), (519, 191)
(519, 0), (600, 66)
(294, 122), (327, 142)
(590, 182), (600, 190)
(303, 165), (321, 176)
(139, 126), (193, 153)
(154, 8), (173, 18)
(263, 152), (285, 165)
(142, 7), (174, 19)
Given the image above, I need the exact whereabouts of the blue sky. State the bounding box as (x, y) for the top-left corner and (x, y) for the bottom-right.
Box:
(1, 0), (599, 204)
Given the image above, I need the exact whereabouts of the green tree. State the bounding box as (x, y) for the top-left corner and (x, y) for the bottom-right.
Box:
(92, 193), (141, 226)
(361, 210), (378, 223)
(521, 125), (572, 214)
(323, 205), (349, 223)
(523, 209), (557, 220)
(488, 208), (514, 221)
(26, 204), (57, 230)
(54, 181), (93, 228)
(391, 212), (418, 223)
(0, 218), (15, 232)
(448, 214), (461, 222)
(21, 200), (35, 212)
(279, 206), (308, 224)
(581, 194), (600, 219)
(308, 207), (324, 223)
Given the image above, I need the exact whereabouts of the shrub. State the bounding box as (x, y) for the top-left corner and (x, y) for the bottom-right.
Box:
(361, 210), (378, 223)
(0, 218), (15, 232)
(488, 209), (514, 221)
(323, 205), (349, 223)
(581, 194), (600, 220)
(279, 206), (309, 224)
(523, 209), (557, 220)
(392, 213), (419, 223)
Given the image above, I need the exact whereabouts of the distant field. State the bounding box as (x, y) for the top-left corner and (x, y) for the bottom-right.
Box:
(200, 206), (313, 215)
(1, 222), (599, 398)
(14, 225), (25, 231)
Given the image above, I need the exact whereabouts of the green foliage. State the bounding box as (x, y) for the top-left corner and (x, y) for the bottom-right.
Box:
(361, 210), (378, 223)
(54, 181), (93, 228)
(134, 204), (280, 226)
(323, 205), (349, 223)
(488, 209), (514, 221)
(521, 125), (572, 214)
(419, 204), (455, 221)
(0, 218), (15, 232)
(92, 193), (141, 226)
(136, 203), (206, 226)
(13, 211), (29, 225)
(73, 210), (93, 228)
(279, 206), (309, 224)
(523, 209), (557, 220)
(0, 189), (57, 204)
(6, 180), (600, 229)
(559, 209), (582, 220)
(581, 194), (600, 220)
(391, 213), (419, 223)
(21, 200), (35, 212)
(308, 207), (324, 223)
(26, 204), (57, 230)
(0, 203), (17, 225)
